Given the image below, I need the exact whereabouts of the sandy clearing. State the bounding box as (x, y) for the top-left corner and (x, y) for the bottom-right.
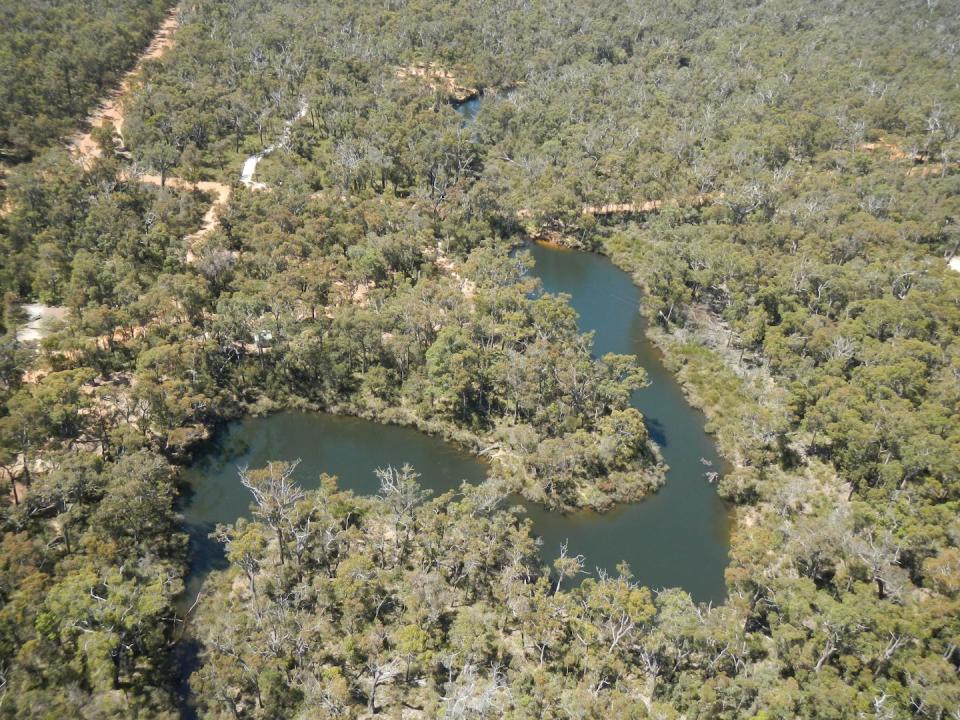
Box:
(396, 63), (478, 102)
(860, 137), (959, 177)
(16, 303), (70, 342)
(133, 173), (232, 243)
(581, 193), (717, 216)
(431, 242), (476, 298)
(860, 139), (925, 163)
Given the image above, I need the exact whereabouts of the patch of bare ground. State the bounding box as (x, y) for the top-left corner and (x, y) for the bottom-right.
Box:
(132, 172), (232, 247)
(520, 192), (723, 249)
(859, 137), (959, 178)
(1, 461), (29, 505)
(395, 63), (478, 102)
(2, 450), (55, 505)
(859, 139), (926, 163)
(15, 304), (70, 342)
(428, 242), (476, 298)
(519, 192), (722, 239)
(582, 192), (718, 216)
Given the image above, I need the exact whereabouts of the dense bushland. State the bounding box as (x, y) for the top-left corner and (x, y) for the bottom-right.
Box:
(0, 0), (958, 717)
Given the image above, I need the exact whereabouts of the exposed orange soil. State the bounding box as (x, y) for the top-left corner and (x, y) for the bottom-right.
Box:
(2, 458), (33, 505)
(68, 8), (180, 168)
(64, 7), (234, 254)
(396, 63), (478, 102)
(582, 192), (717, 216)
(134, 173), (231, 244)
(859, 139), (926, 163)
(859, 137), (959, 175)
(1, 166), (11, 218)
(517, 192), (719, 225)
(906, 162), (959, 178)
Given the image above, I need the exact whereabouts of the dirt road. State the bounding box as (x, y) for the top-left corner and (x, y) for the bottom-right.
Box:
(69, 8), (180, 168)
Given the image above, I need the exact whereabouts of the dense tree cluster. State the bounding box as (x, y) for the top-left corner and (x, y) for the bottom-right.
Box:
(191, 467), (660, 718)
(1, 151), (206, 310)
(0, 370), (185, 717)
(0, 0), (958, 717)
(193, 462), (960, 719)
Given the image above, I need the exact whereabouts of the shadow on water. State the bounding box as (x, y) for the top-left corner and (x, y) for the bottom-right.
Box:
(173, 636), (203, 720)
(452, 95), (482, 124)
(643, 415), (669, 448)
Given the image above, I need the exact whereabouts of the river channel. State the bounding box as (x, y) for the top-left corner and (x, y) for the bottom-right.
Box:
(181, 239), (730, 603)
(180, 92), (730, 605)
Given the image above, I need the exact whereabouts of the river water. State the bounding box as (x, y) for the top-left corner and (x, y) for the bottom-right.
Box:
(180, 240), (730, 604)
(521, 242), (729, 601)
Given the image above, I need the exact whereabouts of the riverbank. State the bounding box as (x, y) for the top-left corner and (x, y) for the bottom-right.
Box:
(593, 231), (868, 579)
(173, 354), (665, 518)
(396, 62), (479, 102)
(179, 239), (731, 605)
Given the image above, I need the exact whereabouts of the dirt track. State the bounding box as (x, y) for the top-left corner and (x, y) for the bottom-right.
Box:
(66, 7), (234, 254)
(69, 8), (180, 168)
(30, 13), (960, 277)
(135, 174), (231, 243)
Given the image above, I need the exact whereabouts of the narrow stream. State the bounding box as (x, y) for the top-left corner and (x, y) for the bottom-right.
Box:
(239, 99), (308, 188)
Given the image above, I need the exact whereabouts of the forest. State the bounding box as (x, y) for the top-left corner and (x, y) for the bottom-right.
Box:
(0, 0), (958, 717)
(0, 0), (172, 163)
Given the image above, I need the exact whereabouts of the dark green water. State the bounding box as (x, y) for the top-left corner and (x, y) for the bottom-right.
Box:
(179, 414), (488, 600)
(523, 242), (730, 601)
(180, 243), (730, 604)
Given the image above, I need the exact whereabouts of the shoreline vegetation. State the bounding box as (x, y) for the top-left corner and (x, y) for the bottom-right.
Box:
(1, 0), (958, 717)
(6, 10), (666, 517)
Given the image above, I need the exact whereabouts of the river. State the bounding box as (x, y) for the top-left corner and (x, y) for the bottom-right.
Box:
(522, 241), (729, 601)
(180, 240), (730, 604)
(180, 93), (730, 605)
